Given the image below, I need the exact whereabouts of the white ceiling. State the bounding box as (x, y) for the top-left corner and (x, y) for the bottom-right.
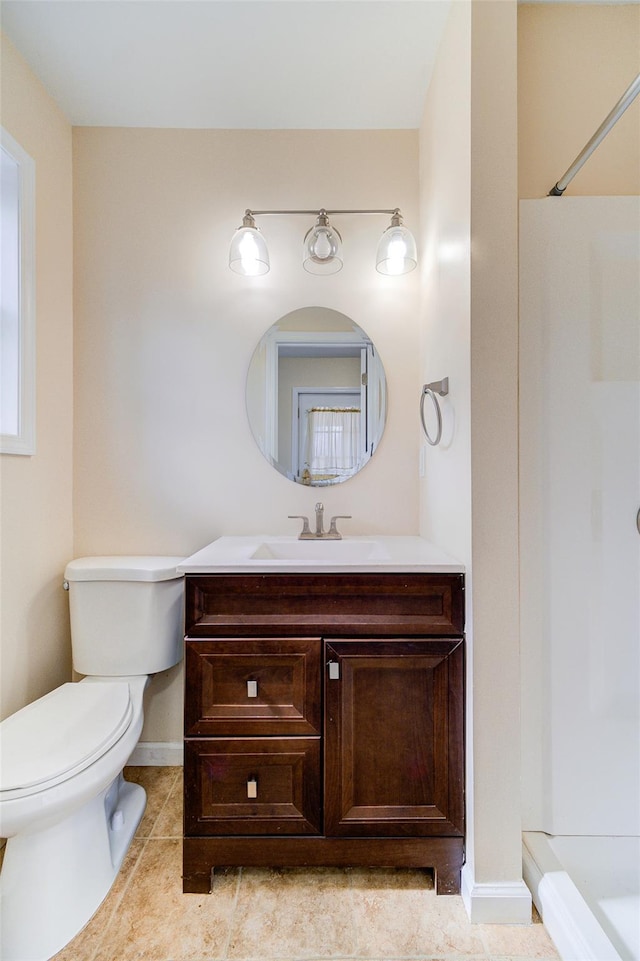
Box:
(1, 0), (455, 129)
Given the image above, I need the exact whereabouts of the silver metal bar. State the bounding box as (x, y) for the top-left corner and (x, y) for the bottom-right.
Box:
(246, 208), (400, 217)
(549, 73), (640, 196)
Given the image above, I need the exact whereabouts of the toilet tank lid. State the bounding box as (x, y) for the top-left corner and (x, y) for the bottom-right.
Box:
(65, 556), (185, 582)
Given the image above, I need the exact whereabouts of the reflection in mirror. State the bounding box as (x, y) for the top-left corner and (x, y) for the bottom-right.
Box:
(246, 307), (387, 486)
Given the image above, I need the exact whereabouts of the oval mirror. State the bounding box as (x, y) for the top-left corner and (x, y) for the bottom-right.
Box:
(246, 306), (387, 486)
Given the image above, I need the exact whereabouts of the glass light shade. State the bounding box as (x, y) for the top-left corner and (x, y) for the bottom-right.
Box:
(376, 224), (417, 275)
(229, 225), (270, 276)
(303, 222), (343, 275)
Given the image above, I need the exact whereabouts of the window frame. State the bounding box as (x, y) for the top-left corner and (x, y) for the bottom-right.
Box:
(1, 126), (36, 456)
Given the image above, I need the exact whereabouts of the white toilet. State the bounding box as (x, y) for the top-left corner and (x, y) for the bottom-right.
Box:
(0, 556), (184, 961)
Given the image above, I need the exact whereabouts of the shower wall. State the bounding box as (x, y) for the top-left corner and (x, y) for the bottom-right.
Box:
(519, 196), (640, 836)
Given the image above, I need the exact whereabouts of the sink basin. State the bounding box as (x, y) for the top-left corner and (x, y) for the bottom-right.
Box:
(250, 539), (391, 562)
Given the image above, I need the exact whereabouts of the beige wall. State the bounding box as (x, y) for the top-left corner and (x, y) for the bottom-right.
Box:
(469, 0), (522, 896)
(417, 0), (473, 891)
(0, 35), (74, 720)
(72, 127), (421, 742)
(418, 1), (472, 564)
(420, 0), (526, 921)
(519, 3), (640, 198)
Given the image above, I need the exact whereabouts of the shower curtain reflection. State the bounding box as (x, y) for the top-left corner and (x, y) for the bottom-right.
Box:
(304, 407), (361, 484)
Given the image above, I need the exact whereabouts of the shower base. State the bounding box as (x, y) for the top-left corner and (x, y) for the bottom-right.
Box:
(523, 831), (640, 961)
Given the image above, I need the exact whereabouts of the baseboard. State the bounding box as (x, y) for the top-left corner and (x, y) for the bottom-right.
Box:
(461, 863), (532, 923)
(126, 741), (183, 766)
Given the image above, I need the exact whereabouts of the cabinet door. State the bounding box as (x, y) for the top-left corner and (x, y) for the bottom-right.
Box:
(324, 639), (464, 838)
(185, 637), (321, 736)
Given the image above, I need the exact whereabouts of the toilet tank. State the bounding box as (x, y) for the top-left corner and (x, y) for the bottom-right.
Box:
(64, 556), (185, 676)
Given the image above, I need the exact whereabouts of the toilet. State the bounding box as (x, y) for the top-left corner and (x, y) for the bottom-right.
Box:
(0, 556), (184, 961)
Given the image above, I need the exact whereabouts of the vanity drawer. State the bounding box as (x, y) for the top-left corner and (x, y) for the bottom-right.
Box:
(185, 573), (465, 637)
(184, 737), (321, 836)
(185, 638), (321, 736)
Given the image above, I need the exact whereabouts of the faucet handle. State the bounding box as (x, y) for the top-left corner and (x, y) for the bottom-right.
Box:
(328, 515), (352, 539)
(288, 515), (311, 538)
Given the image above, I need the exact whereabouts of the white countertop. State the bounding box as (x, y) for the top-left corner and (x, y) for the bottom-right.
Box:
(177, 535), (464, 575)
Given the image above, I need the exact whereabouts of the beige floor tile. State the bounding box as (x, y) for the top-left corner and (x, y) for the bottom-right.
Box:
(125, 765), (180, 837)
(35, 768), (562, 961)
(52, 839), (146, 961)
(152, 768), (184, 837)
(477, 916), (560, 959)
(227, 867), (357, 960)
(350, 868), (485, 958)
(92, 838), (239, 961)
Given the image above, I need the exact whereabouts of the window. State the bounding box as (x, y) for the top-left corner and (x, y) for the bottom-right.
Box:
(1, 127), (35, 455)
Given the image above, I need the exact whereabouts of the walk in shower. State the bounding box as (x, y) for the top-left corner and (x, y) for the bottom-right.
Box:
(519, 195), (640, 961)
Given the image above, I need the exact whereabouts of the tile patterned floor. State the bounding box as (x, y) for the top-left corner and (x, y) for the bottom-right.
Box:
(50, 767), (560, 961)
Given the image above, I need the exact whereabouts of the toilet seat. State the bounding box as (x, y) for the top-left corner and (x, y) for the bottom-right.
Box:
(0, 682), (133, 799)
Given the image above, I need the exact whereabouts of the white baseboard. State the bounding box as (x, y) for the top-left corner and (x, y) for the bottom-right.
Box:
(126, 741), (183, 766)
(461, 863), (532, 923)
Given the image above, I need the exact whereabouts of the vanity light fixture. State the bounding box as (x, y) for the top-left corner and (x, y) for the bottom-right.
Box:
(228, 210), (270, 276)
(303, 210), (343, 275)
(228, 208), (417, 277)
(375, 209), (418, 276)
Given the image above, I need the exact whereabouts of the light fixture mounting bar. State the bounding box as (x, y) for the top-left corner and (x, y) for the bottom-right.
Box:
(244, 208), (403, 217)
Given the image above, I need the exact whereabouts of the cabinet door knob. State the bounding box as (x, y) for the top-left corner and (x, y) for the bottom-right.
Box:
(328, 661), (340, 680)
(247, 680), (258, 698)
(247, 777), (258, 799)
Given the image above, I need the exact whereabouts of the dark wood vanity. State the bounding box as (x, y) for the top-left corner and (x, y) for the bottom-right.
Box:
(182, 570), (465, 894)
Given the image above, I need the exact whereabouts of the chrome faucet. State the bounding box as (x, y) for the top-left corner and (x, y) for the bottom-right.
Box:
(288, 502), (352, 540)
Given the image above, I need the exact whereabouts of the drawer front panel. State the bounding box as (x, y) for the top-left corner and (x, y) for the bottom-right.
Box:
(185, 573), (465, 637)
(185, 638), (321, 736)
(185, 738), (321, 836)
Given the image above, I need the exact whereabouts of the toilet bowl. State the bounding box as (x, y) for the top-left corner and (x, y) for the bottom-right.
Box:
(0, 556), (184, 961)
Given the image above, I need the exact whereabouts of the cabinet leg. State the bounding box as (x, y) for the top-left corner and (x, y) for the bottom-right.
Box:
(434, 864), (461, 896)
(183, 870), (212, 894)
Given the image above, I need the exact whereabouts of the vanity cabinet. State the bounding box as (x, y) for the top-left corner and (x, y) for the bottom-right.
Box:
(183, 573), (464, 895)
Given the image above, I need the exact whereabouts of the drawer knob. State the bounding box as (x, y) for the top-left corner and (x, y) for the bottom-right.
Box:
(247, 777), (258, 799)
(247, 680), (258, 698)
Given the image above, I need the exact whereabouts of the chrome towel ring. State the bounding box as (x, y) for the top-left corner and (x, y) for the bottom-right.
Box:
(420, 377), (449, 446)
